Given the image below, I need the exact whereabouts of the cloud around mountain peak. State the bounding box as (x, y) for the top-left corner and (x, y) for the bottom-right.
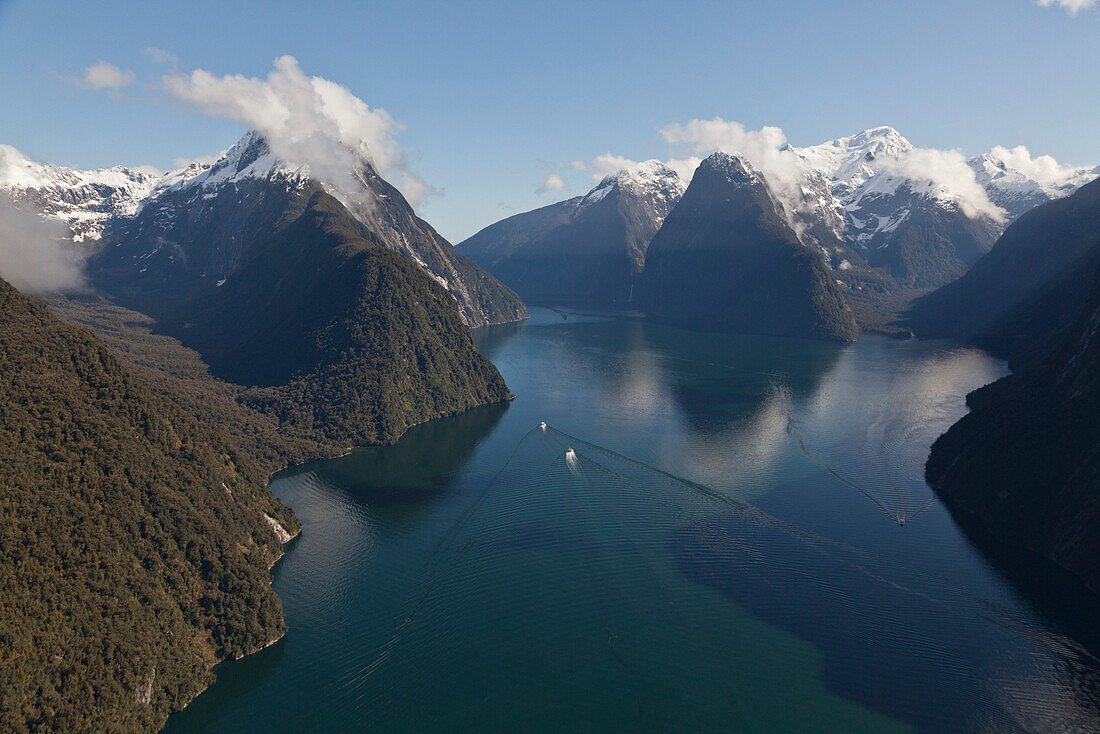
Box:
(162, 56), (429, 206)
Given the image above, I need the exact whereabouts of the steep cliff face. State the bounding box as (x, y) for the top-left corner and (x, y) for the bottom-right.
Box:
(637, 152), (858, 341)
(461, 161), (683, 306)
(927, 267), (1100, 594)
(909, 177), (1100, 367)
(0, 275), (298, 733)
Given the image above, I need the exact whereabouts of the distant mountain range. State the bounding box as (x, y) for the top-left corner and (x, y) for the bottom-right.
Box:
(460, 126), (1096, 337)
(460, 160), (684, 306)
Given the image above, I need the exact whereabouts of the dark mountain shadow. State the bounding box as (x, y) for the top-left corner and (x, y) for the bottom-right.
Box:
(672, 505), (1100, 732)
(283, 400), (508, 508)
(941, 503), (1100, 654)
(649, 327), (845, 436)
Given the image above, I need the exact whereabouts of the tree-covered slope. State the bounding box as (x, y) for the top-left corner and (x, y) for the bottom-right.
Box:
(908, 177), (1100, 366)
(637, 152), (858, 341)
(0, 276), (299, 733)
(180, 192), (514, 446)
(926, 266), (1100, 595)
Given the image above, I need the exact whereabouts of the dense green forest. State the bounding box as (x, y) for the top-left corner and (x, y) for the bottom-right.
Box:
(0, 276), (299, 733)
(187, 193), (514, 446)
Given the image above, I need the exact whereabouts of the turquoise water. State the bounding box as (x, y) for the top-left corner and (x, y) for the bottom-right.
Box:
(163, 308), (1100, 732)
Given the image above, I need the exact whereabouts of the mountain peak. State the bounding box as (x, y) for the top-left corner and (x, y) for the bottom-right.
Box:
(699, 150), (759, 183)
(595, 159), (682, 191)
(581, 159), (685, 208)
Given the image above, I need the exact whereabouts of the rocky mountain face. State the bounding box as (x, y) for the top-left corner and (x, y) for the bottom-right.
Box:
(1, 133), (527, 328)
(969, 149), (1098, 224)
(0, 274), (298, 732)
(926, 264), (1100, 595)
(789, 127), (1001, 289)
(461, 160), (684, 306)
(637, 152), (858, 341)
(908, 177), (1100, 368)
(0, 143), (198, 242)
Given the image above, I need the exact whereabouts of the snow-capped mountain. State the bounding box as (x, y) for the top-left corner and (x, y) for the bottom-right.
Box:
(774, 127), (1090, 288)
(461, 160), (685, 305)
(0, 144), (207, 242)
(576, 159), (686, 224)
(637, 151), (857, 340)
(786, 127), (999, 287)
(968, 149), (1098, 223)
(0, 133), (526, 328)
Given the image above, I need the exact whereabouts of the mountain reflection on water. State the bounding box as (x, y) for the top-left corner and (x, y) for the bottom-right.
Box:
(163, 308), (1100, 733)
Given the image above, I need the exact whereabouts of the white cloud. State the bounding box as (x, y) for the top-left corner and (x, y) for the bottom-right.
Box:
(1037, 0), (1097, 15)
(987, 144), (1086, 187)
(143, 47), (179, 70)
(162, 56), (429, 206)
(876, 147), (1006, 222)
(588, 153), (640, 181)
(0, 201), (86, 294)
(82, 61), (136, 90)
(536, 173), (566, 194)
(660, 118), (814, 223)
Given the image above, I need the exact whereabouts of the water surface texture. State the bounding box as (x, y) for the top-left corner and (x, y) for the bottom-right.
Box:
(164, 309), (1100, 733)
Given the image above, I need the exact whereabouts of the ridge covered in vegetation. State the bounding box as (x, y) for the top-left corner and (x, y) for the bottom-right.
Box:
(0, 276), (299, 733)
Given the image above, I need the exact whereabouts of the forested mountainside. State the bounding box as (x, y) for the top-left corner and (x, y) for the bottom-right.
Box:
(0, 276), (299, 733)
(909, 177), (1100, 368)
(180, 192), (514, 446)
(927, 265), (1100, 595)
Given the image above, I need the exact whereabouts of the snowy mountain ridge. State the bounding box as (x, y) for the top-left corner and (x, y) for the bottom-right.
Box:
(787, 126), (1096, 236)
(577, 159), (686, 220)
(0, 144), (179, 242)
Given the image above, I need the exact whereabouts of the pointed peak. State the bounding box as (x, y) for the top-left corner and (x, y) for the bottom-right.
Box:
(700, 150), (756, 178)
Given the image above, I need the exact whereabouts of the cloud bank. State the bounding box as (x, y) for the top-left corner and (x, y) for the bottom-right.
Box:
(1037, 0), (1097, 15)
(875, 146), (1005, 222)
(659, 117), (1005, 224)
(660, 118), (811, 220)
(162, 56), (429, 206)
(82, 61), (135, 90)
(0, 203), (86, 294)
(988, 144), (1089, 187)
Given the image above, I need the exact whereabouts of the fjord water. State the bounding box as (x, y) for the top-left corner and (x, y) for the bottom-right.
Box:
(164, 308), (1100, 733)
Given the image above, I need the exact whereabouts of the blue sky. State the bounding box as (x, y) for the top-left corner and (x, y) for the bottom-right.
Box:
(0, 0), (1097, 241)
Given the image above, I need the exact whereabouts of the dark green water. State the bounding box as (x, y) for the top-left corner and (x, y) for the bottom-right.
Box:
(164, 308), (1100, 732)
